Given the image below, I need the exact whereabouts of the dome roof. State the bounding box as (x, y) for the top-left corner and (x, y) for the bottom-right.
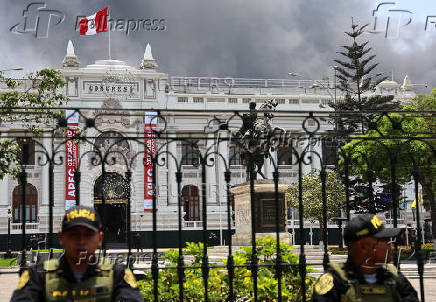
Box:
(376, 79), (399, 91)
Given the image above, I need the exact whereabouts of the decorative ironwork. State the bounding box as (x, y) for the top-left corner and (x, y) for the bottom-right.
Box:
(0, 107), (434, 302)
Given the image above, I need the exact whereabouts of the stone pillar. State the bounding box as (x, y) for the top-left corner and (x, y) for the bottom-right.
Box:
(301, 139), (312, 175)
(217, 131), (228, 204)
(0, 131), (9, 206)
(41, 132), (51, 206)
(230, 180), (291, 246)
(167, 132), (178, 204)
(205, 133), (216, 204)
(312, 140), (322, 170)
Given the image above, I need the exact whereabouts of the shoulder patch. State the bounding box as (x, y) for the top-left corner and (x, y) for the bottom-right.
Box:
(315, 273), (334, 295)
(123, 269), (137, 288)
(16, 270), (30, 290)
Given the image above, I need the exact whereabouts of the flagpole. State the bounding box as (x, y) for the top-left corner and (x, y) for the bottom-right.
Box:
(108, 6), (111, 60)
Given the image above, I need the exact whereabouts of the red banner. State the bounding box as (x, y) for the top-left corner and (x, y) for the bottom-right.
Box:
(144, 112), (157, 212)
(65, 110), (79, 211)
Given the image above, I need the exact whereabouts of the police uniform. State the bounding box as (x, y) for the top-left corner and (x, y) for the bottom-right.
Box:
(312, 260), (418, 302)
(11, 206), (143, 302)
(312, 214), (419, 302)
(10, 254), (143, 302)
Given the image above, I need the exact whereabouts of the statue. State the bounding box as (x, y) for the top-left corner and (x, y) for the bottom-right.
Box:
(235, 99), (282, 180)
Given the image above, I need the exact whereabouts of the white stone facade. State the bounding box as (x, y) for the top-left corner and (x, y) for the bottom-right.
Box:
(0, 42), (423, 244)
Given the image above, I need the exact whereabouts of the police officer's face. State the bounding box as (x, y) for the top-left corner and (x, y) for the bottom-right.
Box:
(58, 226), (103, 265)
(350, 236), (393, 274)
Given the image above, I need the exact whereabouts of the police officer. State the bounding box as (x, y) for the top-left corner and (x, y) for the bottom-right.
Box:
(312, 214), (419, 302)
(11, 206), (143, 302)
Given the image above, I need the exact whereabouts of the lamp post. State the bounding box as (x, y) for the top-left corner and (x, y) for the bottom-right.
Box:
(5, 206), (12, 258)
(1, 67), (24, 72)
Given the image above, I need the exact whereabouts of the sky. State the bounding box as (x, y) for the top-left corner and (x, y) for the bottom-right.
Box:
(1, 0), (436, 92)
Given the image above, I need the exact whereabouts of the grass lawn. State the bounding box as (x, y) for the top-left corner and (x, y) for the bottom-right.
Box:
(31, 249), (63, 253)
(0, 257), (17, 267)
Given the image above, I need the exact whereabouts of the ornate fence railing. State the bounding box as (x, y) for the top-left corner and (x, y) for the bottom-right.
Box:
(0, 107), (434, 301)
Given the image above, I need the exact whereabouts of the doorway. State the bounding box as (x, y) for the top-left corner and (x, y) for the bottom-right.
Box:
(94, 172), (129, 243)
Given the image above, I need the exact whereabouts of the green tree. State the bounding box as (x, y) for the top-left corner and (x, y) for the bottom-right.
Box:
(0, 68), (67, 179)
(285, 170), (346, 239)
(331, 20), (400, 137)
(405, 89), (436, 223)
(339, 94), (435, 236)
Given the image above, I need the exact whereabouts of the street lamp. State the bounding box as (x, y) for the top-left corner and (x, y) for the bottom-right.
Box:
(1, 67), (24, 71)
(288, 72), (304, 78)
(1, 67), (24, 72)
(5, 206), (13, 258)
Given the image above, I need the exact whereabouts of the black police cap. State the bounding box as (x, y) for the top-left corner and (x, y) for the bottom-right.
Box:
(62, 206), (102, 232)
(344, 214), (402, 244)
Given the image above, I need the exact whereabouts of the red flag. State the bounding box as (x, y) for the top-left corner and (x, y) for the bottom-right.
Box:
(79, 7), (108, 35)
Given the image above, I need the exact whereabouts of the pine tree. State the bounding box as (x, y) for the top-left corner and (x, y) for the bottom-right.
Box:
(331, 20), (400, 137)
(332, 20), (401, 215)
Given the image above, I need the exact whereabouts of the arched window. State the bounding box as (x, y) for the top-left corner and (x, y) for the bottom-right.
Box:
(182, 185), (200, 221)
(12, 183), (38, 223)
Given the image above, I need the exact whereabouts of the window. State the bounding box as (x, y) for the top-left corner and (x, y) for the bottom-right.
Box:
(12, 183), (38, 223)
(18, 139), (35, 165)
(322, 140), (337, 166)
(193, 97), (204, 103)
(277, 145), (293, 165)
(181, 143), (199, 165)
(242, 98), (251, 103)
(228, 98), (238, 104)
(229, 144), (244, 165)
(182, 185), (200, 221)
(178, 97), (188, 103)
(95, 131), (130, 151)
(276, 98), (285, 104)
(289, 99), (299, 104)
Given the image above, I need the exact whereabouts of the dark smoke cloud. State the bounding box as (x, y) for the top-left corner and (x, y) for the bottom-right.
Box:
(0, 0), (434, 91)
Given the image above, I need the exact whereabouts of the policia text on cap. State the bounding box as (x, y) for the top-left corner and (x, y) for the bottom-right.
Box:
(312, 214), (419, 302)
(10, 206), (143, 302)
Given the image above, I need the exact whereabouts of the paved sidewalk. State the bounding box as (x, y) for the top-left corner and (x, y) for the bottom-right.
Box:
(1, 271), (435, 301)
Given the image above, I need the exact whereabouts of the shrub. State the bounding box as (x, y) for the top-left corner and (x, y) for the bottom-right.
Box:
(138, 236), (315, 301)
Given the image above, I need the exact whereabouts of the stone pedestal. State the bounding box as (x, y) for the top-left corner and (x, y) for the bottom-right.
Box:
(231, 180), (290, 246)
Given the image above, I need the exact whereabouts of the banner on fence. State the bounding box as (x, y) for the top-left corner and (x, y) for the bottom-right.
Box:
(65, 110), (79, 211)
(144, 111), (157, 212)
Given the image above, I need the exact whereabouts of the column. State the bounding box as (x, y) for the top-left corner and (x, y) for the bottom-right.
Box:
(217, 131), (228, 203)
(0, 131), (9, 206)
(206, 132), (216, 204)
(312, 139), (322, 171)
(300, 135), (312, 175)
(0, 172), (8, 206)
(167, 132), (178, 204)
(41, 132), (51, 206)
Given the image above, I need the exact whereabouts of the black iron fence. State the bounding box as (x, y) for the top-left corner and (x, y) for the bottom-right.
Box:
(0, 107), (435, 301)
